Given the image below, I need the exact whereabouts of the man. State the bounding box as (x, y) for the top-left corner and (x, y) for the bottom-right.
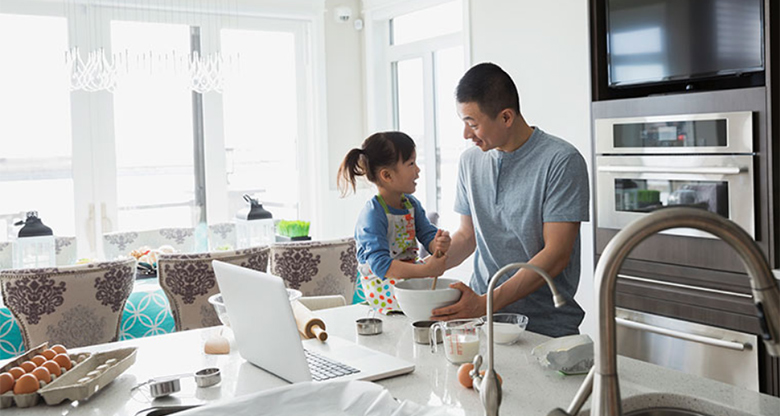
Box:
(431, 62), (589, 337)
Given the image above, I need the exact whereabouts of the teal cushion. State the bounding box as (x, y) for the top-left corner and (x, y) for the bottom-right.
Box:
(0, 307), (24, 359)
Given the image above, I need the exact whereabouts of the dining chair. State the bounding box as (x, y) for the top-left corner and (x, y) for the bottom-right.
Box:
(268, 237), (358, 302)
(0, 257), (136, 349)
(298, 295), (347, 311)
(0, 242), (12, 270)
(55, 236), (78, 266)
(103, 227), (196, 260)
(158, 245), (270, 331)
(208, 222), (237, 250)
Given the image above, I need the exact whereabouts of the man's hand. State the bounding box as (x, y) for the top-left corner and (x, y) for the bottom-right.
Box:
(430, 282), (486, 320)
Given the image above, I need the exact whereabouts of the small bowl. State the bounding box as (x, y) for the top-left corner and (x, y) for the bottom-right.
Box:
(194, 368), (221, 388)
(394, 277), (461, 323)
(412, 320), (442, 344)
(356, 318), (383, 336)
(209, 289), (302, 327)
(481, 313), (529, 345)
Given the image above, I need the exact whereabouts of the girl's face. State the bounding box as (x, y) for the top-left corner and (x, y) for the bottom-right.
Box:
(383, 150), (420, 194)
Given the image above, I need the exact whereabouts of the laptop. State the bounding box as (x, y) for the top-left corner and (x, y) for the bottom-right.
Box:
(212, 260), (415, 383)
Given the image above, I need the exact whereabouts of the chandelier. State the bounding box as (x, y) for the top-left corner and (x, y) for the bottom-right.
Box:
(64, 0), (239, 94)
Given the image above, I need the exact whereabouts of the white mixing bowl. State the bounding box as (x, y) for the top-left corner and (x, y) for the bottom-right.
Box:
(394, 277), (461, 322)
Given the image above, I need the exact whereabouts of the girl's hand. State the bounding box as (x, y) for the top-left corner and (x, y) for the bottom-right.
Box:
(424, 251), (448, 277)
(431, 229), (451, 255)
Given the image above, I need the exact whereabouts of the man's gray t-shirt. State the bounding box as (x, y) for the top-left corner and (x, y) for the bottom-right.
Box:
(454, 127), (590, 337)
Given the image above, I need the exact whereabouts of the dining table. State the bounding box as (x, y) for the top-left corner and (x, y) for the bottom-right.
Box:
(2, 304), (780, 415)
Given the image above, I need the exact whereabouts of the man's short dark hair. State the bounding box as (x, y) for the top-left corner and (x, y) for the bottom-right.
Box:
(456, 62), (520, 119)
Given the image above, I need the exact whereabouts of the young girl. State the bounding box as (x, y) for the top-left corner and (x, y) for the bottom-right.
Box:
(338, 131), (450, 314)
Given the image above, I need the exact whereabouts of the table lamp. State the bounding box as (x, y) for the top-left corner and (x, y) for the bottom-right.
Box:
(14, 211), (56, 269)
(235, 194), (274, 248)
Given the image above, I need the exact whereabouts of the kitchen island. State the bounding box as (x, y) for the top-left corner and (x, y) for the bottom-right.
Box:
(2, 304), (779, 415)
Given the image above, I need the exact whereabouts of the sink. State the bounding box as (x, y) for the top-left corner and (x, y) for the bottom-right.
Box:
(576, 393), (756, 416)
(625, 409), (708, 416)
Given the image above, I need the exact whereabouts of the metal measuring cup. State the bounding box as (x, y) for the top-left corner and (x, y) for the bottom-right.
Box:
(356, 309), (383, 336)
(137, 367), (222, 399)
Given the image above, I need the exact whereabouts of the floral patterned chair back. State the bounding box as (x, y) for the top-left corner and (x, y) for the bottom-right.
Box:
(208, 223), (237, 250)
(103, 228), (196, 260)
(0, 242), (12, 270)
(158, 245), (270, 331)
(269, 237), (357, 301)
(0, 258), (136, 349)
(55, 236), (78, 266)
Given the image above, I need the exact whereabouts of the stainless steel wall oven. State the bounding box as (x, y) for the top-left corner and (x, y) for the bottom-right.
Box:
(596, 111), (755, 239)
(591, 87), (776, 395)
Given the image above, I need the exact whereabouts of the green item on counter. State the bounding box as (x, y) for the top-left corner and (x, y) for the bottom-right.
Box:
(277, 220), (310, 238)
(637, 189), (660, 205)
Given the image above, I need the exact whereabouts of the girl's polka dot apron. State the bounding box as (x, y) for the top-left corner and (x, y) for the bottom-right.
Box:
(357, 194), (419, 314)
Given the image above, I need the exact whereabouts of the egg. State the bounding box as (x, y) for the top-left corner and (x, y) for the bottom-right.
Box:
(50, 344), (67, 355)
(31, 366), (52, 384)
(457, 363), (475, 388)
(31, 355), (47, 366)
(53, 353), (73, 370)
(41, 349), (56, 360)
(13, 373), (39, 395)
(0, 372), (14, 394)
(8, 366), (26, 380)
(19, 361), (37, 373)
(456, 363), (503, 389)
(42, 360), (62, 377)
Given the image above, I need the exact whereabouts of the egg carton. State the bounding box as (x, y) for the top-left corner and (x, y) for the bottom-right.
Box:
(0, 343), (90, 408)
(0, 344), (136, 408)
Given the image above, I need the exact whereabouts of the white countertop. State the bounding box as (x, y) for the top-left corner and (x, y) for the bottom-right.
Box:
(2, 304), (780, 415)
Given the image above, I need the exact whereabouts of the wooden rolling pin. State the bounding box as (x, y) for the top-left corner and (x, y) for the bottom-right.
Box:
(291, 300), (328, 342)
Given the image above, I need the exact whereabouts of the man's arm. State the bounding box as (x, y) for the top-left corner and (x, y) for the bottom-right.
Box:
(432, 221), (580, 320)
(490, 221), (580, 311)
(444, 215), (477, 269)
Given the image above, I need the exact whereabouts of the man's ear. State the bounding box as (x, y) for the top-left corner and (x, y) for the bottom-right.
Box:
(500, 108), (515, 126)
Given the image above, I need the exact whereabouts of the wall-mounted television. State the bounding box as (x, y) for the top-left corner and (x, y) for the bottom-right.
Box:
(606, 0), (764, 89)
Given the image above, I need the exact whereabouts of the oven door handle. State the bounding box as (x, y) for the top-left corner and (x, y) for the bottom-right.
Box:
(615, 317), (752, 351)
(597, 166), (743, 175)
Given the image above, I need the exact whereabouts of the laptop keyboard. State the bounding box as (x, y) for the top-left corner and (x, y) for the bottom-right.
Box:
(304, 349), (360, 381)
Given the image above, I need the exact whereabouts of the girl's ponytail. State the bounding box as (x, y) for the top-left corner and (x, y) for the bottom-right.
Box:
(337, 148), (365, 196)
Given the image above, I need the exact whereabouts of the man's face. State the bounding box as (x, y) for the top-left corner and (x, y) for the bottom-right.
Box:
(456, 101), (508, 152)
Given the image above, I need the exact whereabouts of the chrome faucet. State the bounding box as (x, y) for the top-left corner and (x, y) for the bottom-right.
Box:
(585, 207), (780, 416)
(471, 262), (566, 416)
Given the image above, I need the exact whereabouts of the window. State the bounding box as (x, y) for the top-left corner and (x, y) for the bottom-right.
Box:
(111, 21), (196, 231)
(221, 29), (302, 221)
(0, 1), (318, 259)
(367, 0), (468, 232)
(0, 13), (73, 241)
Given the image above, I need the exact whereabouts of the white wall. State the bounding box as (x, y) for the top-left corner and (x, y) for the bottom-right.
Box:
(313, 0), (375, 240)
(468, 0), (596, 337)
